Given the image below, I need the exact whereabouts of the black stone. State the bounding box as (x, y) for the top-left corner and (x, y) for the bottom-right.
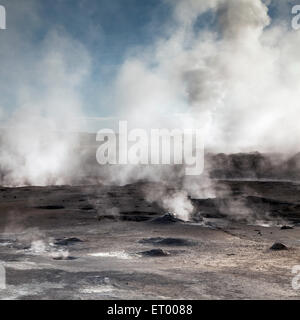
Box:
(280, 225), (293, 230)
(151, 213), (184, 224)
(80, 206), (94, 211)
(139, 237), (196, 246)
(139, 249), (169, 257)
(53, 256), (78, 261)
(54, 238), (83, 246)
(269, 242), (288, 251)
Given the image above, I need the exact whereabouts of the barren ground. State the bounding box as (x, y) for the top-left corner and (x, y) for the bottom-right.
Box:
(1, 180), (300, 299)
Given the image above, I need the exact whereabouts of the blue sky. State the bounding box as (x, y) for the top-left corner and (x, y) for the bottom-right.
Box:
(0, 0), (174, 120)
(0, 0), (297, 129)
(36, 0), (171, 66)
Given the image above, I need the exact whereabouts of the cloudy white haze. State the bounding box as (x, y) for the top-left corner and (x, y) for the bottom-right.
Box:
(0, 0), (299, 212)
(115, 0), (300, 153)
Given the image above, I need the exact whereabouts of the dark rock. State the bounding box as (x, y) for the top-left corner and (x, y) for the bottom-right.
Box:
(121, 215), (152, 222)
(121, 211), (157, 216)
(139, 249), (169, 257)
(80, 206), (94, 211)
(151, 213), (184, 224)
(139, 237), (196, 246)
(269, 242), (288, 251)
(54, 238), (83, 246)
(280, 225), (293, 230)
(53, 256), (78, 261)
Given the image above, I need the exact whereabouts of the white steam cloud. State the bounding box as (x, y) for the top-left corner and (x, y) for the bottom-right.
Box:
(114, 0), (300, 153)
(0, 1), (91, 186)
(0, 0), (299, 220)
(108, 0), (300, 219)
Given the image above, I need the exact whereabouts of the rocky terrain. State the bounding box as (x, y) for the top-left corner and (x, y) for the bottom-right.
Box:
(1, 179), (300, 299)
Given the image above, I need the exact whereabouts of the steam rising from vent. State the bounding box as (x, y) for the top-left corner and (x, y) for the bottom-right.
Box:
(114, 0), (300, 153)
(99, 0), (300, 220)
(0, 0), (299, 221)
(144, 184), (194, 221)
(0, 29), (90, 186)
